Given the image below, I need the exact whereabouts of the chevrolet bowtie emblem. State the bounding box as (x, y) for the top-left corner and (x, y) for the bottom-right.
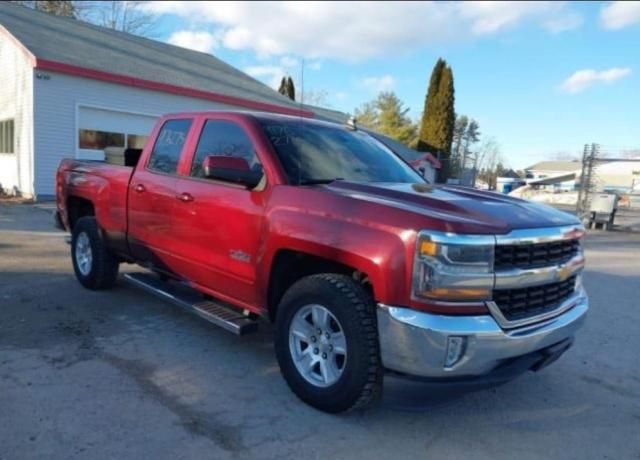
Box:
(557, 265), (572, 281)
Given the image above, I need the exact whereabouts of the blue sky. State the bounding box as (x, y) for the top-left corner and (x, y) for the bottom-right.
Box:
(142, 1), (639, 169)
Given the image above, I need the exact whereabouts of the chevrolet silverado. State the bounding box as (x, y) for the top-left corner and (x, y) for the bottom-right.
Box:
(55, 111), (588, 413)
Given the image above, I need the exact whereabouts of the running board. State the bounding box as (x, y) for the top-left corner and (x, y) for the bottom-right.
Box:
(123, 273), (258, 335)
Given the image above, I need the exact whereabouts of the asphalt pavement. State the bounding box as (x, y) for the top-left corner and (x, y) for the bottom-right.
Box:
(1, 201), (639, 460)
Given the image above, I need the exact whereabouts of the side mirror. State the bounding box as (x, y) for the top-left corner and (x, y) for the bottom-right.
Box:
(202, 155), (262, 189)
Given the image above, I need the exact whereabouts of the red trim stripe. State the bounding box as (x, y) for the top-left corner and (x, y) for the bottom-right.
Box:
(35, 58), (315, 118)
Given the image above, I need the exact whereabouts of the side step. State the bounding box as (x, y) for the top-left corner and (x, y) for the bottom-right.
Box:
(124, 273), (258, 335)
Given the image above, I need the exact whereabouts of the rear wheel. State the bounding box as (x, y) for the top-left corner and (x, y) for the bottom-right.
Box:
(71, 217), (119, 290)
(274, 274), (382, 413)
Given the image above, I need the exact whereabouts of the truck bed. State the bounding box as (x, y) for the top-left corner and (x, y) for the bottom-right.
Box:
(56, 159), (135, 248)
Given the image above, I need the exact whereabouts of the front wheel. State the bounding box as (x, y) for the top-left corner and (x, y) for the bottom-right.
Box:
(274, 274), (382, 413)
(71, 217), (119, 290)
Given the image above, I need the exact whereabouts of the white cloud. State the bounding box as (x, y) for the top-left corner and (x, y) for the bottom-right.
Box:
(244, 65), (287, 89)
(167, 30), (218, 53)
(308, 61), (322, 71)
(600, 1), (640, 30)
(143, 1), (582, 62)
(460, 1), (581, 35)
(543, 11), (583, 34)
(362, 75), (396, 92)
(279, 56), (299, 68)
(560, 67), (632, 94)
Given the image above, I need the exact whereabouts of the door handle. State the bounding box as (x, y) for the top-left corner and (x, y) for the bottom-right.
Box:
(133, 183), (146, 193)
(176, 192), (194, 203)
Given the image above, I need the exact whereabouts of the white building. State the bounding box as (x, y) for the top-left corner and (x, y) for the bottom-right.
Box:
(0, 3), (319, 199)
(524, 161), (582, 191)
(524, 159), (640, 193)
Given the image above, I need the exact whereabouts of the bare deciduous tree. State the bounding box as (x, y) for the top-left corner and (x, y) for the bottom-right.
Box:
(13, 1), (78, 18)
(15, 1), (157, 36)
(79, 1), (157, 37)
(301, 89), (331, 107)
(476, 137), (504, 188)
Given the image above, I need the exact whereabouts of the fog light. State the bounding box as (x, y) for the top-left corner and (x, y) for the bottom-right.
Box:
(445, 336), (466, 369)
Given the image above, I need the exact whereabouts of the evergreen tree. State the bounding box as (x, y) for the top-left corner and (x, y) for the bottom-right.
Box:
(461, 119), (480, 169)
(451, 115), (469, 176)
(285, 76), (296, 101)
(277, 77), (288, 97)
(417, 58), (455, 182)
(353, 92), (417, 146)
(376, 92), (417, 145)
(354, 101), (378, 130)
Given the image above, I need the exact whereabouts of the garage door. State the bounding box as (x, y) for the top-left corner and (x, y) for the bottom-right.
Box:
(77, 107), (157, 160)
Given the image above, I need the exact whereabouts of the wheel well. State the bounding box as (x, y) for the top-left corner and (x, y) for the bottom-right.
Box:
(67, 196), (95, 230)
(267, 250), (373, 321)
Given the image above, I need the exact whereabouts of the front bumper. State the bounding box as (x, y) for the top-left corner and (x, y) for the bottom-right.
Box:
(377, 289), (588, 379)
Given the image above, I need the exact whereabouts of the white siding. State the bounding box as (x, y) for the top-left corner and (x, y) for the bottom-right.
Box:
(33, 71), (246, 197)
(0, 34), (33, 196)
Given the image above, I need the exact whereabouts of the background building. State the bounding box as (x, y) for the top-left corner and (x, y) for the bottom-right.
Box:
(524, 161), (582, 191)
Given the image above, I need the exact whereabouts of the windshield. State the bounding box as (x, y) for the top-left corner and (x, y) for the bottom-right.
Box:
(260, 120), (424, 185)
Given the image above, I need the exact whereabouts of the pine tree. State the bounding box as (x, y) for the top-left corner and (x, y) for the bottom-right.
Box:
(285, 76), (296, 101)
(417, 58), (455, 182)
(417, 58), (445, 153)
(353, 92), (417, 146)
(277, 77), (287, 97)
(451, 115), (469, 176)
(376, 92), (417, 145)
(354, 101), (378, 130)
(461, 119), (480, 168)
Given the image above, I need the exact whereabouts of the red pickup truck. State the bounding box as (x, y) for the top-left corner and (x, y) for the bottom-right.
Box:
(56, 111), (588, 412)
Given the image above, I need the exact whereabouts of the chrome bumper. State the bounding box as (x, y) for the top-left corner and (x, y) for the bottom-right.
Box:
(377, 289), (588, 379)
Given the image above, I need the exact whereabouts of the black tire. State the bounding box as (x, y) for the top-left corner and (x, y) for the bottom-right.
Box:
(71, 217), (119, 290)
(274, 274), (382, 413)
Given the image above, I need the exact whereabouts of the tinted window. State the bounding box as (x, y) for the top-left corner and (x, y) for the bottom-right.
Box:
(148, 119), (192, 174)
(260, 121), (423, 185)
(191, 120), (262, 178)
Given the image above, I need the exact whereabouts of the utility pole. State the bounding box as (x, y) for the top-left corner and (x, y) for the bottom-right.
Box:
(577, 143), (599, 217)
(576, 144), (589, 215)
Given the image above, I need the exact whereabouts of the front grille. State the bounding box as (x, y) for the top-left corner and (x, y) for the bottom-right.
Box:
(493, 276), (577, 321)
(495, 239), (580, 270)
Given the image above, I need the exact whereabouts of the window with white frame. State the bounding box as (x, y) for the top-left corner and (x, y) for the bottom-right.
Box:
(0, 119), (14, 154)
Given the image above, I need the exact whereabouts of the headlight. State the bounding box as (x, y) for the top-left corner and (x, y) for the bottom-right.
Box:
(414, 232), (495, 301)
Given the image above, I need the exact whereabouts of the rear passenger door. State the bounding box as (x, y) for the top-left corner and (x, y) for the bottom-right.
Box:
(128, 118), (193, 271)
(171, 118), (268, 308)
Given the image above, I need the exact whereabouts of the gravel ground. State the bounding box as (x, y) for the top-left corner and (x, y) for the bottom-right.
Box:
(1, 201), (639, 460)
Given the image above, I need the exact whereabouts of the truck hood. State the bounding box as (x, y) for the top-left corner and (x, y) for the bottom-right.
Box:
(324, 181), (580, 234)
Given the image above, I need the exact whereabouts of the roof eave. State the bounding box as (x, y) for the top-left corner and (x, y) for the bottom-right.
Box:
(34, 58), (315, 118)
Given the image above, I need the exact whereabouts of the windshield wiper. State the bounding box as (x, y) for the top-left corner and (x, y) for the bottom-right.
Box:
(297, 178), (344, 185)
